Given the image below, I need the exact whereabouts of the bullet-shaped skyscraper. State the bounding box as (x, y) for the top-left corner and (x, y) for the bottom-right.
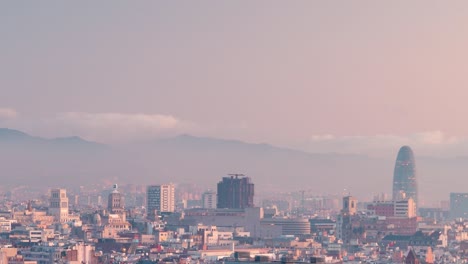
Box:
(392, 146), (418, 207)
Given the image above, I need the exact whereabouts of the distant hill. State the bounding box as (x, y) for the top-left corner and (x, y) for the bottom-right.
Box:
(0, 128), (105, 147)
(0, 128), (109, 186)
(128, 134), (392, 198)
(0, 128), (466, 203)
(0, 128), (31, 140)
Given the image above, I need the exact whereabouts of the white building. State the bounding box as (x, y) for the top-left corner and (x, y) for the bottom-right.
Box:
(394, 198), (416, 218)
(202, 191), (216, 209)
(0, 217), (14, 232)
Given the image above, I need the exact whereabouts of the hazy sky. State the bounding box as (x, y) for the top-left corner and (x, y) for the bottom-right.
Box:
(2, 1), (468, 155)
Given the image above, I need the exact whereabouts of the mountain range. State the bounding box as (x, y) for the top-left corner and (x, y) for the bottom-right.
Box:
(0, 128), (466, 204)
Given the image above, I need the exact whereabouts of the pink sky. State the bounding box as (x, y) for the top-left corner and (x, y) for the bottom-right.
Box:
(1, 1), (468, 154)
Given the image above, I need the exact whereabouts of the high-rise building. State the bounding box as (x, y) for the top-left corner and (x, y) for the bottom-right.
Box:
(108, 184), (124, 214)
(147, 184), (175, 220)
(392, 146), (418, 208)
(217, 175), (254, 209)
(202, 190), (216, 209)
(48, 188), (69, 222)
(450, 193), (468, 219)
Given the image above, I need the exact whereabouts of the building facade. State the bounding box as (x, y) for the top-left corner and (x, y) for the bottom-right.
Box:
(367, 198), (416, 218)
(450, 193), (468, 219)
(108, 184), (124, 214)
(392, 146), (418, 208)
(202, 190), (216, 209)
(217, 175), (254, 209)
(147, 184), (175, 219)
(48, 189), (69, 223)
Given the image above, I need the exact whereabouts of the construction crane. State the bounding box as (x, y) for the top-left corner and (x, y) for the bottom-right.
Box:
(301, 190), (305, 212)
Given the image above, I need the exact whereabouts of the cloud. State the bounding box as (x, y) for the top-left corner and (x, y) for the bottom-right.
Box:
(303, 131), (462, 156)
(57, 112), (180, 129)
(409, 131), (458, 145)
(0, 108), (18, 119)
(51, 112), (190, 143)
(310, 134), (335, 141)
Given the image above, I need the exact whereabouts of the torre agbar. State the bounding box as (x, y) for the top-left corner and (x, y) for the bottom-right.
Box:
(392, 146), (418, 207)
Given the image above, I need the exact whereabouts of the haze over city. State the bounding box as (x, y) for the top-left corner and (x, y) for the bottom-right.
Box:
(2, 2), (468, 204)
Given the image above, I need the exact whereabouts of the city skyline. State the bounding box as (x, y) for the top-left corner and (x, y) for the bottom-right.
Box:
(2, 2), (468, 263)
(0, 127), (465, 205)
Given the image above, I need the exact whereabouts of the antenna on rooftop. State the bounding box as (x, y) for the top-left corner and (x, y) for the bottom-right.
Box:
(228, 173), (245, 179)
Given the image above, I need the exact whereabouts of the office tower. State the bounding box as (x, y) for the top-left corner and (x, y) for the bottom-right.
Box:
(147, 184), (175, 220)
(108, 184), (124, 214)
(202, 190), (216, 209)
(48, 188), (69, 222)
(392, 146), (418, 207)
(217, 175), (254, 209)
(450, 193), (468, 219)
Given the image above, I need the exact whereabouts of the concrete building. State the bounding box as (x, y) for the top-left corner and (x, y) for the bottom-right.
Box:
(367, 198), (416, 218)
(21, 245), (65, 264)
(337, 196), (359, 244)
(183, 207), (265, 237)
(217, 175), (254, 209)
(450, 193), (468, 219)
(394, 198), (417, 218)
(367, 201), (395, 217)
(260, 218), (311, 236)
(48, 189), (69, 223)
(202, 191), (216, 209)
(147, 184), (175, 219)
(108, 184), (124, 214)
(20, 243), (96, 264)
(98, 214), (131, 238)
(342, 196), (357, 215)
(0, 217), (14, 232)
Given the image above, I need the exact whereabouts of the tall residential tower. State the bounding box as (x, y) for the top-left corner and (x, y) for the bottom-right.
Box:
(392, 146), (418, 207)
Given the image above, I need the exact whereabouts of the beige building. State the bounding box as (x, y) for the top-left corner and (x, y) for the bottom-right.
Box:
(13, 211), (54, 228)
(98, 213), (131, 239)
(342, 196), (358, 215)
(48, 189), (80, 223)
(108, 184), (124, 215)
(147, 184), (175, 219)
(202, 191), (216, 209)
(0, 247), (18, 264)
(48, 189), (69, 222)
(394, 198), (417, 218)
